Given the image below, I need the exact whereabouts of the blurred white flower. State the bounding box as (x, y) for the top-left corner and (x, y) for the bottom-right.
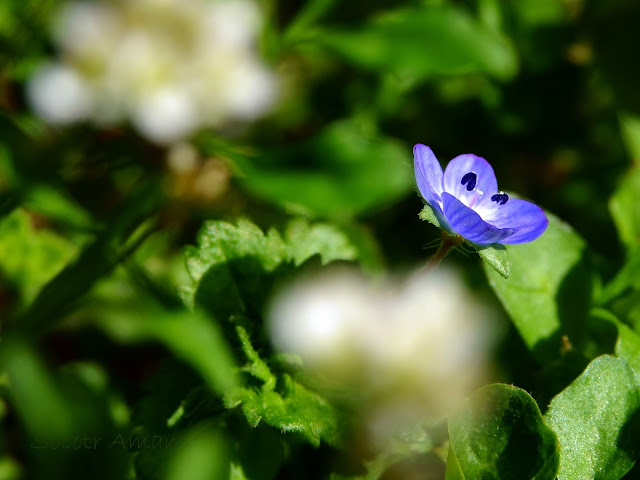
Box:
(268, 267), (496, 445)
(27, 64), (93, 124)
(28, 0), (278, 144)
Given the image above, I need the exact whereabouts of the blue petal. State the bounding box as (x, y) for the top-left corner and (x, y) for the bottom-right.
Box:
(414, 144), (444, 215)
(443, 154), (498, 212)
(481, 198), (548, 244)
(442, 193), (517, 244)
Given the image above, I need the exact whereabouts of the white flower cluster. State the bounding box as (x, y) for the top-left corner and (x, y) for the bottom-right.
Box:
(268, 267), (496, 444)
(28, 0), (278, 144)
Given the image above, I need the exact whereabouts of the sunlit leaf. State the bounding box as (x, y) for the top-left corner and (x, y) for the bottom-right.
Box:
(484, 212), (592, 361)
(474, 243), (510, 279)
(0, 208), (76, 308)
(224, 323), (343, 447)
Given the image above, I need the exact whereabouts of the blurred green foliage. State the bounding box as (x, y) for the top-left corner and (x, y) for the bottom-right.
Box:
(2, 0), (640, 479)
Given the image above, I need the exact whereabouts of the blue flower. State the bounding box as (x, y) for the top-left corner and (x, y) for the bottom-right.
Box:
(414, 144), (548, 244)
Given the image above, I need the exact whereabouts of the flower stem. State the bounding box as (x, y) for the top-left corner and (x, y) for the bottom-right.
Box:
(425, 232), (464, 270)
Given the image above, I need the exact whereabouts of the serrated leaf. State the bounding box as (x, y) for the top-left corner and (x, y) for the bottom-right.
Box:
(183, 217), (358, 320)
(284, 218), (358, 267)
(447, 384), (559, 480)
(224, 323), (342, 447)
(185, 219), (287, 285)
(544, 355), (640, 480)
(228, 376), (342, 448)
(474, 243), (510, 279)
(183, 219), (289, 320)
(484, 212), (592, 361)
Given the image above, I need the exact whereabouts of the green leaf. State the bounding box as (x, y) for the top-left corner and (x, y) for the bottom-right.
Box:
(419, 204), (510, 277)
(219, 121), (413, 220)
(509, 0), (570, 27)
(484, 212), (592, 361)
(0, 338), (74, 439)
(224, 323), (343, 447)
(619, 112), (640, 161)
(609, 161), (640, 255)
(0, 456), (22, 480)
(15, 181), (163, 335)
(94, 305), (239, 396)
(0, 0), (57, 80)
(474, 243), (510, 279)
(228, 423), (285, 480)
(315, 6), (518, 82)
(597, 248), (640, 306)
(23, 184), (93, 230)
(227, 377), (342, 448)
(164, 428), (230, 480)
(0, 208), (76, 308)
(284, 218), (358, 267)
(182, 217), (358, 320)
(544, 355), (640, 480)
(446, 384), (559, 480)
(590, 308), (640, 377)
(418, 204), (443, 229)
(181, 218), (288, 318)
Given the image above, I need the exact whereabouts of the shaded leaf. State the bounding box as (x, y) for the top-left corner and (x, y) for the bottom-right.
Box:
(0, 338), (74, 439)
(220, 121), (413, 220)
(182, 217), (357, 320)
(590, 309), (640, 377)
(447, 384), (559, 480)
(94, 305), (239, 396)
(609, 161), (640, 255)
(164, 427), (230, 480)
(591, 3), (640, 114)
(316, 6), (518, 81)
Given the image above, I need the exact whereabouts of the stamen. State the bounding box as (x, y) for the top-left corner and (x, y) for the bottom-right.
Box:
(491, 192), (509, 205)
(468, 192), (481, 209)
(461, 172), (477, 191)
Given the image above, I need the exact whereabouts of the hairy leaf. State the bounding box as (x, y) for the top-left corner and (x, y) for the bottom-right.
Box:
(544, 355), (640, 480)
(447, 384), (559, 480)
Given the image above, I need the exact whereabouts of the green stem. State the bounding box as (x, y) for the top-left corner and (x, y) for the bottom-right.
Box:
(425, 231), (463, 270)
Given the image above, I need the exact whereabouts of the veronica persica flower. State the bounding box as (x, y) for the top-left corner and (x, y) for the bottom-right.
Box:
(414, 144), (548, 245)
